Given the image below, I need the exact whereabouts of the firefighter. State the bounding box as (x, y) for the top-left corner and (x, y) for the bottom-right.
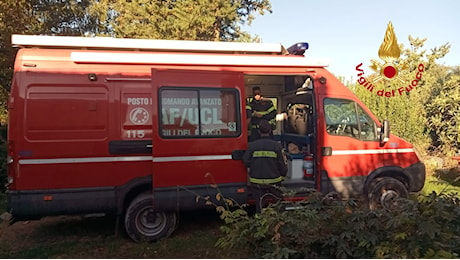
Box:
(242, 119), (288, 212)
(246, 86), (277, 142)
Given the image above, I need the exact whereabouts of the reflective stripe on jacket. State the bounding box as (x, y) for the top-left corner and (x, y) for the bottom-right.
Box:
(242, 137), (288, 184)
(249, 176), (284, 184)
(246, 97), (277, 130)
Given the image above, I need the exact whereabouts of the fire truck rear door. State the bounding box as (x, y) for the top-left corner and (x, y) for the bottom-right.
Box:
(151, 69), (248, 206)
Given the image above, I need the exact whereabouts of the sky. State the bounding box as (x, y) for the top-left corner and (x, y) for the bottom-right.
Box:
(243, 0), (460, 80)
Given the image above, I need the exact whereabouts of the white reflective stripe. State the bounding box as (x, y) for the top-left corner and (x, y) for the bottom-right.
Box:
(18, 154), (233, 165)
(153, 155), (232, 162)
(331, 148), (414, 155)
(18, 156), (152, 165)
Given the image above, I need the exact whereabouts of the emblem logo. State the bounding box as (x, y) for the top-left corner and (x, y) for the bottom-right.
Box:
(369, 22), (406, 83)
(355, 22), (425, 98)
(129, 107), (149, 125)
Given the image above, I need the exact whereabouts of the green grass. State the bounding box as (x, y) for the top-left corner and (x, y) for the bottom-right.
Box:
(421, 161), (460, 196)
(422, 175), (460, 196)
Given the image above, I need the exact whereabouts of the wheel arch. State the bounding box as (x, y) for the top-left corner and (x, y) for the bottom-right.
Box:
(115, 175), (153, 216)
(363, 166), (410, 195)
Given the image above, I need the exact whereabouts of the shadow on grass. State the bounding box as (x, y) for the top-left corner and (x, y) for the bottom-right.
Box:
(433, 167), (460, 187)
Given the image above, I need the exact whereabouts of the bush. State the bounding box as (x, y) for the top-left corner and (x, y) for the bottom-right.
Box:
(425, 67), (460, 155)
(217, 192), (460, 258)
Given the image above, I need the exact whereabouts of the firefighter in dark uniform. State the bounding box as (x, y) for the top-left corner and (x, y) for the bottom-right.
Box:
(246, 86), (277, 142)
(243, 119), (288, 212)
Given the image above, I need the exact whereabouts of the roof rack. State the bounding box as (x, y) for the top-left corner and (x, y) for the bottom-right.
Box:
(11, 34), (286, 55)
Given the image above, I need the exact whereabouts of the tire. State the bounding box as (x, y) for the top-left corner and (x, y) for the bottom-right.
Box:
(124, 193), (177, 242)
(367, 177), (408, 210)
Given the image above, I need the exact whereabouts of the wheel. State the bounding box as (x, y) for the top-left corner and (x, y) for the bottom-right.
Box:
(124, 193), (177, 242)
(367, 177), (408, 210)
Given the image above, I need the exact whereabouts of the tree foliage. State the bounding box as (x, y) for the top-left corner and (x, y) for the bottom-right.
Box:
(87, 0), (271, 41)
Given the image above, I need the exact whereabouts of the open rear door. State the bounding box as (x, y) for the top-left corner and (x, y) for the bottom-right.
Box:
(151, 69), (248, 209)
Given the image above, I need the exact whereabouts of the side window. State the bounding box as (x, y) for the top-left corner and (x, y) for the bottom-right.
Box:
(324, 98), (376, 141)
(160, 88), (240, 138)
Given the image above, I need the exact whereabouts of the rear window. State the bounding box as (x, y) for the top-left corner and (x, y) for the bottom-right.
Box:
(159, 87), (240, 138)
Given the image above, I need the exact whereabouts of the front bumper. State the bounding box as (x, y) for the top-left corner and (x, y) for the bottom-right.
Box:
(405, 161), (426, 192)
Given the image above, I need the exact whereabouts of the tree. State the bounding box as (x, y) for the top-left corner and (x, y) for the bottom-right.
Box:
(87, 0), (271, 41)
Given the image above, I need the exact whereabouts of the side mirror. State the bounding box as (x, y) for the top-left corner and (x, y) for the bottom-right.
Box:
(379, 120), (390, 144)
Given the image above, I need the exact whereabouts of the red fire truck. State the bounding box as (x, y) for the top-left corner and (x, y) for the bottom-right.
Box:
(5, 34), (425, 242)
